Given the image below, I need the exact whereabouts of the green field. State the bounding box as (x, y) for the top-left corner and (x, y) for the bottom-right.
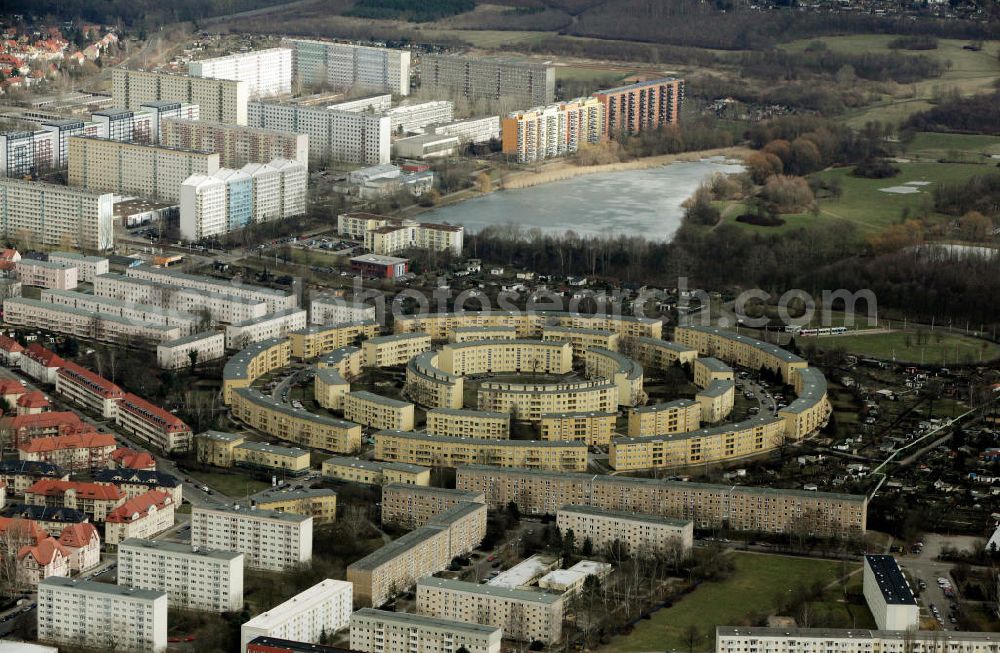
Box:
(723, 161), (992, 235)
(781, 36), (1000, 128)
(605, 553), (856, 653)
(185, 469), (271, 498)
(811, 329), (1000, 365)
(902, 132), (1000, 162)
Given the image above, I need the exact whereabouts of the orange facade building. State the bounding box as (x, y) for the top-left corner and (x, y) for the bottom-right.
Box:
(593, 77), (684, 135)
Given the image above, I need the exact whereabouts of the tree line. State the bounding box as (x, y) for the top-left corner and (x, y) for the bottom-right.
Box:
(903, 91), (1000, 135)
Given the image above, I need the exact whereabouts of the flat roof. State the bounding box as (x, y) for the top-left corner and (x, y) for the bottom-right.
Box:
(347, 390), (411, 409)
(5, 298), (182, 332)
(228, 308), (306, 328)
(366, 332), (429, 344)
(324, 456), (427, 474)
(233, 388), (359, 430)
(458, 465), (868, 503)
(696, 357), (733, 374)
(543, 325), (616, 336)
(291, 320), (376, 336)
(198, 430), (243, 442)
(351, 253), (409, 265)
(100, 272), (267, 305)
(39, 576), (165, 601)
(18, 259), (75, 270)
(636, 337), (697, 353)
(352, 608), (500, 635)
(223, 337), (288, 380)
(48, 252), (107, 264)
(487, 554), (557, 589)
(680, 325), (806, 364)
(427, 407), (508, 420)
(159, 330), (223, 348)
(237, 440), (310, 458)
(193, 504), (311, 523)
(417, 576), (562, 604)
(596, 76), (682, 95)
(540, 410), (617, 419)
(127, 265), (289, 298)
(383, 483), (479, 499)
(445, 338), (569, 350)
(42, 289), (197, 322)
(348, 524), (449, 570)
(781, 367), (829, 415)
(559, 504), (692, 528)
(614, 415), (784, 444)
(587, 346), (643, 380)
(251, 487), (336, 503)
(865, 555), (916, 605)
(242, 580), (352, 630)
(119, 537), (243, 561)
(375, 430), (587, 449)
(697, 378), (735, 398)
(631, 399), (697, 414)
(315, 367), (348, 386)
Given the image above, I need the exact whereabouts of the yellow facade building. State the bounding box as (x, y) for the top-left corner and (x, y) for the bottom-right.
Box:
(344, 391), (416, 432)
(374, 430), (588, 472)
(438, 339), (572, 376)
(583, 347), (644, 406)
(674, 326), (807, 384)
(195, 431), (311, 476)
(380, 484), (486, 529)
(231, 388), (363, 454)
(393, 311), (662, 342)
(425, 408), (510, 439)
(322, 456), (430, 487)
(222, 337), (291, 404)
(626, 399), (702, 437)
(541, 326), (619, 358)
(405, 351), (464, 409)
(630, 337), (698, 373)
(250, 487), (338, 525)
(538, 411), (618, 446)
(450, 326), (518, 342)
(692, 357), (735, 388)
(290, 322), (379, 360)
(478, 379), (619, 421)
(363, 332), (432, 367)
(501, 96), (604, 163)
(315, 366), (351, 410)
(610, 415), (787, 471)
(695, 379), (736, 423)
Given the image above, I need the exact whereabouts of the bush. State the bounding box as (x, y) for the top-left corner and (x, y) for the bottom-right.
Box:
(761, 175), (815, 213)
(889, 36), (938, 50)
(736, 212), (786, 227)
(852, 158), (901, 179)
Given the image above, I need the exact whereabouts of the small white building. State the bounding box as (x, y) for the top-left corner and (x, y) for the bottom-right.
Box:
(48, 252), (109, 283)
(156, 331), (226, 369)
(240, 579), (353, 651)
(863, 554), (919, 631)
(350, 608), (501, 653)
(310, 296), (376, 326)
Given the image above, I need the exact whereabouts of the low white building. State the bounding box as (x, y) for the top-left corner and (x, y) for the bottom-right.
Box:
(191, 505), (312, 572)
(310, 296), (376, 326)
(225, 308), (308, 349)
(47, 252), (109, 283)
(240, 579), (352, 651)
(350, 608), (501, 653)
(37, 577), (168, 653)
(863, 554), (919, 631)
(392, 133), (459, 160)
(156, 331), (226, 369)
(118, 538), (244, 613)
(16, 259), (78, 290)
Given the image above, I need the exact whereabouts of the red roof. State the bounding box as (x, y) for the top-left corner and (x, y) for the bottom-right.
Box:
(17, 391), (50, 409)
(0, 516), (47, 543)
(0, 379), (26, 396)
(105, 490), (171, 524)
(18, 537), (69, 565)
(3, 411), (83, 433)
(0, 334), (23, 353)
(25, 479), (124, 502)
(57, 361), (124, 399)
(120, 393), (190, 433)
(111, 448), (156, 470)
(19, 432), (115, 454)
(23, 344), (64, 368)
(58, 522), (99, 548)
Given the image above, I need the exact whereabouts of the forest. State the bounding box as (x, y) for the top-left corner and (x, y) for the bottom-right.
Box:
(903, 91), (1000, 135)
(343, 0), (475, 22)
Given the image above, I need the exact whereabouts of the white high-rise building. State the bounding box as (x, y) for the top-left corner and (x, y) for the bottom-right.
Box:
(386, 101), (454, 134)
(240, 579), (353, 651)
(863, 555), (920, 631)
(37, 577), (168, 653)
(189, 48), (293, 98)
(350, 608), (502, 653)
(117, 538), (244, 613)
(282, 39), (410, 96)
(180, 174), (227, 241)
(242, 161), (282, 223)
(271, 157), (307, 218)
(716, 627), (1000, 653)
(248, 101), (390, 165)
(190, 505), (312, 572)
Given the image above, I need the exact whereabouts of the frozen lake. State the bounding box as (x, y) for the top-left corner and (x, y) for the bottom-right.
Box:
(420, 157), (744, 241)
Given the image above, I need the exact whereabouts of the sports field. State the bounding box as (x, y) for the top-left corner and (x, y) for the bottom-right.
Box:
(603, 552), (857, 653)
(810, 330), (1000, 365)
